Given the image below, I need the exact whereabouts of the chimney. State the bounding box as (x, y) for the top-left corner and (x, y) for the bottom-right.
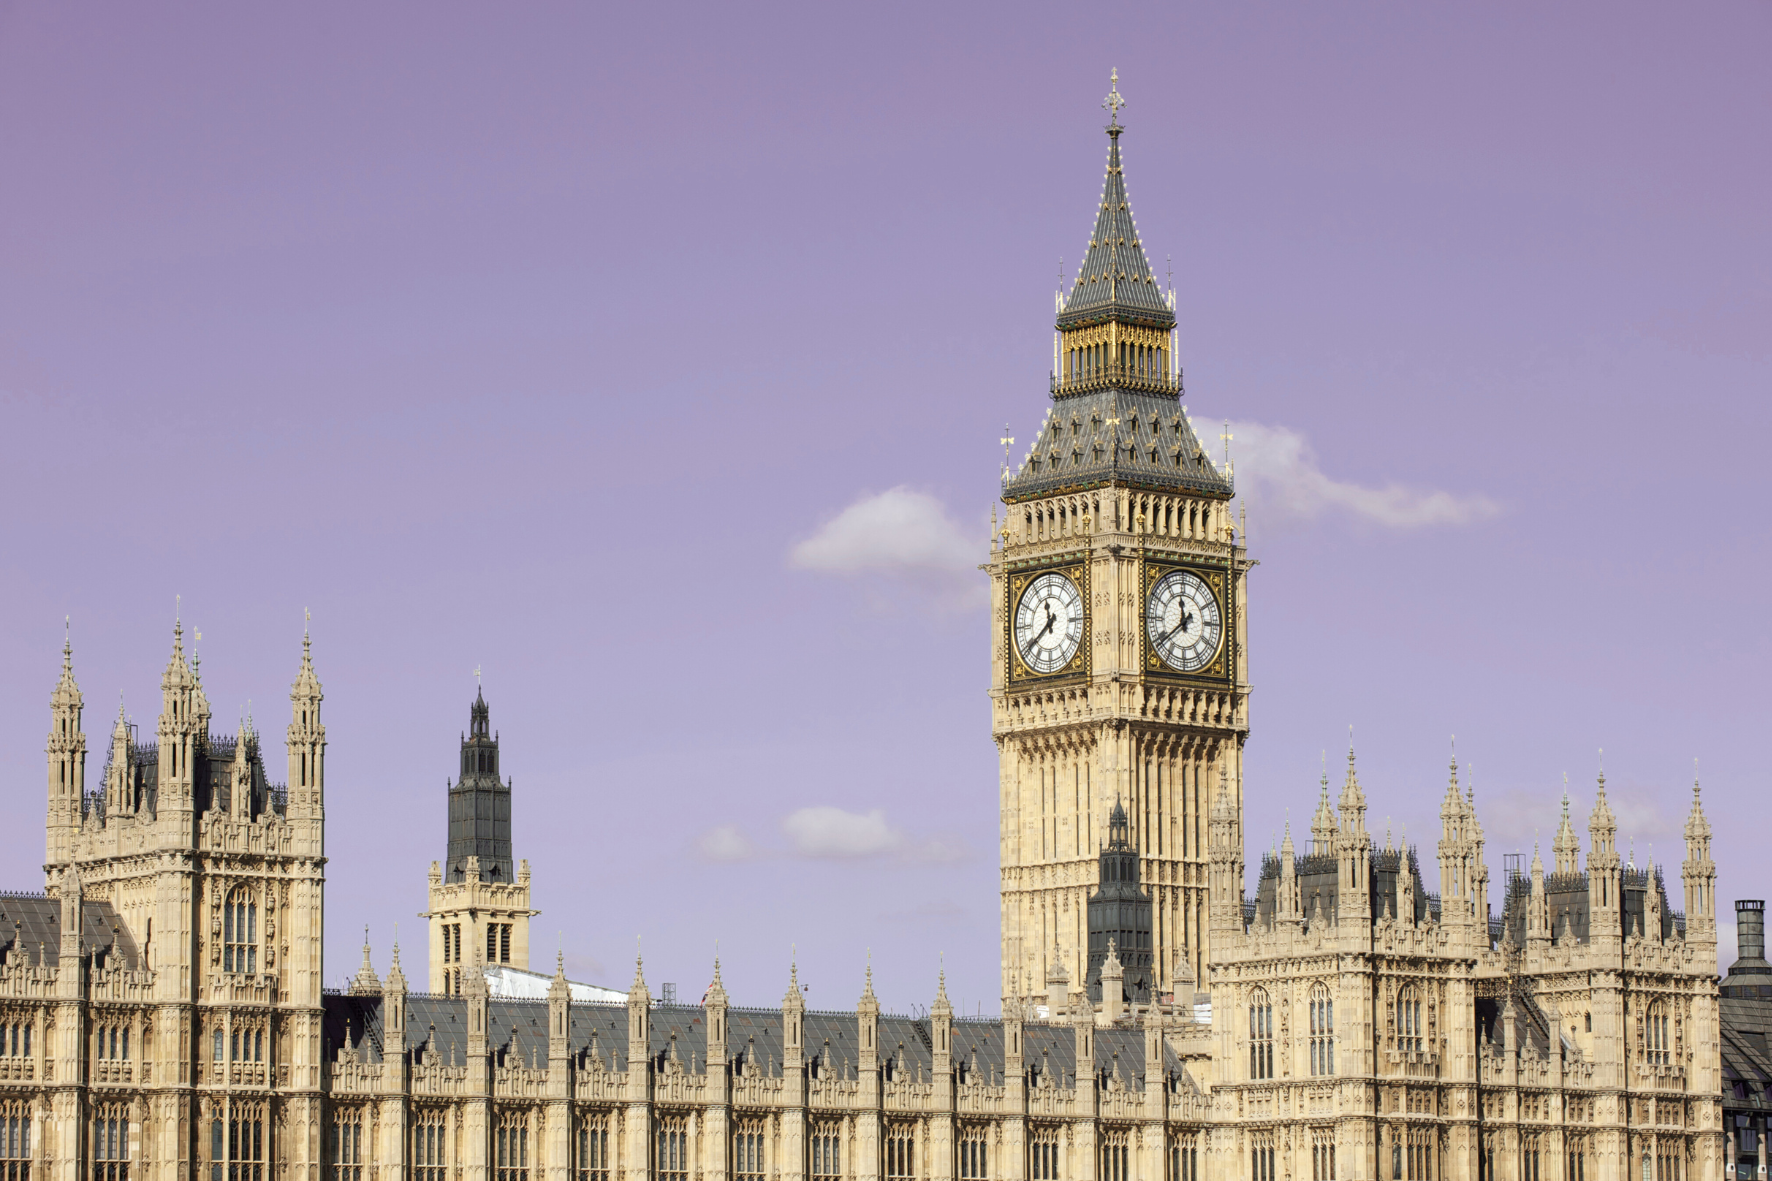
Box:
(1737, 900), (1767, 965)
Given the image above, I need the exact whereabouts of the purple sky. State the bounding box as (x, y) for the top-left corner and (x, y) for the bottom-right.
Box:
(1, 2), (1767, 1014)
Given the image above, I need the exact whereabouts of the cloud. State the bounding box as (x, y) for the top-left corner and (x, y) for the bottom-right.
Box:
(790, 487), (979, 576)
(783, 806), (902, 857)
(1225, 420), (1501, 529)
(693, 806), (967, 864)
(696, 823), (758, 863)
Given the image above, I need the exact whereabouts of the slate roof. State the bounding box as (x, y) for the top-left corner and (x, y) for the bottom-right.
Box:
(1059, 126), (1174, 332)
(1722, 942), (1772, 1115)
(320, 994), (1179, 1086)
(1003, 389), (1233, 503)
(0, 894), (141, 969)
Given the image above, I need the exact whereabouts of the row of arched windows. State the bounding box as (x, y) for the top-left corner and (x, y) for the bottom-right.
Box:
(1066, 341), (1167, 382)
(1249, 984), (1337, 1079)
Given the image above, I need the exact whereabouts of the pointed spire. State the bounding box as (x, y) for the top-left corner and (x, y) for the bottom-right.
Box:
(293, 609), (321, 697)
(1553, 776), (1580, 874)
(1311, 751), (1337, 854)
(386, 929), (408, 993)
(1058, 71), (1171, 332)
(1339, 727), (1367, 822)
(57, 621), (76, 690)
(349, 927), (381, 994)
(1685, 762), (1712, 843)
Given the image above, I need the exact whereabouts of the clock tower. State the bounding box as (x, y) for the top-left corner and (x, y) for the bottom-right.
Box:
(991, 75), (1250, 1004)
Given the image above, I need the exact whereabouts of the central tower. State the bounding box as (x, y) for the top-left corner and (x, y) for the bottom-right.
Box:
(991, 75), (1249, 1003)
(422, 686), (537, 993)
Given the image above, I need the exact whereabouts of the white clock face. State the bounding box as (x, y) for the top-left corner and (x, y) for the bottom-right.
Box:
(1014, 572), (1084, 674)
(1146, 570), (1223, 672)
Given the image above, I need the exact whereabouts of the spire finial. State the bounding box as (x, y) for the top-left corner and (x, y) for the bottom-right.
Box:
(62, 616), (71, 668)
(1101, 67), (1126, 128)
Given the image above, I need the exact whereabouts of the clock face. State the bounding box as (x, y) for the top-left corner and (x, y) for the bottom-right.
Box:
(1014, 571), (1085, 674)
(1146, 570), (1223, 672)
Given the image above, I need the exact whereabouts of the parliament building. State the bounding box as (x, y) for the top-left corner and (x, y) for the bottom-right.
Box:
(0, 77), (1756, 1181)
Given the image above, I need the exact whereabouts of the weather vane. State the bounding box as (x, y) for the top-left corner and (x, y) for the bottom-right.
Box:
(1102, 68), (1126, 126)
(474, 665), (482, 686)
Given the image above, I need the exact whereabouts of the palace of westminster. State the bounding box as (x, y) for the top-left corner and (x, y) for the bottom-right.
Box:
(5, 77), (1771, 1181)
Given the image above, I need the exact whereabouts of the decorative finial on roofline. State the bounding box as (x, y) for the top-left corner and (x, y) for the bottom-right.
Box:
(1101, 68), (1126, 129)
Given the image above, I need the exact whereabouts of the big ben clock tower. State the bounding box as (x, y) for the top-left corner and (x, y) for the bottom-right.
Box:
(992, 73), (1250, 1004)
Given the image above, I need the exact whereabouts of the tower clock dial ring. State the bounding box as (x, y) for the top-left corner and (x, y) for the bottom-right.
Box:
(1146, 569), (1223, 672)
(1014, 572), (1084, 674)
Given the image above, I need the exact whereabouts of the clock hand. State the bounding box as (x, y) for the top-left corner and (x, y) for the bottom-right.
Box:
(1023, 607), (1060, 660)
(1157, 611), (1196, 646)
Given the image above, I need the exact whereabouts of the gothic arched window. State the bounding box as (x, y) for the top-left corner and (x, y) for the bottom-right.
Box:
(223, 887), (257, 974)
(1646, 1002), (1671, 1067)
(1397, 987), (1423, 1055)
(1310, 983), (1335, 1076)
(1249, 988), (1274, 1080)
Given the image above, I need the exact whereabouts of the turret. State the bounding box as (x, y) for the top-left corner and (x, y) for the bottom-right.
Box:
(1276, 824), (1301, 929)
(56, 865), (84, 1000)
(626, 951), (650, 1083)
(1552, 781), (1580, 876)
(1437, 748), (1479, 928)
(1045, 948), (1070, 1017)
(1310, 761), (1337, 856)
(1683, 773), (1717, 941)
(929, 968), (952, 1070)
(705, 956), (730, 1073)
(348, 930), (381, 995)
(385, 939), (408, 1048)
(1208, 764), (1244, 935)
(157, 618), (207, 830)
(286, 620), (325, 829)
(1336, 742), (1372, 926)
(855, 958), (878, 1073)
(783, 958), (807, 1072)
(229, 720), (256, 821)
(45, 630), (85, 863)
(1099, 940), (1125, 1025)
(103, 701), (131, 818)
(1587, 762), (1621, 946)
(1527, 846), (1550, 950)
(464, 942), (490, 1090)
(547, 951), (571, 1073)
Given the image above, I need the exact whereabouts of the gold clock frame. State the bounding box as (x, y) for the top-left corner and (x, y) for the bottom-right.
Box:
(1007, 560), (1090, 684)
(1141, 560), (1230, 681)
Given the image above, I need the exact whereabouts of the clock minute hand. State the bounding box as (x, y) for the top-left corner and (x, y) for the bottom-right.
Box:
(1023, 608), (1059, 660)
